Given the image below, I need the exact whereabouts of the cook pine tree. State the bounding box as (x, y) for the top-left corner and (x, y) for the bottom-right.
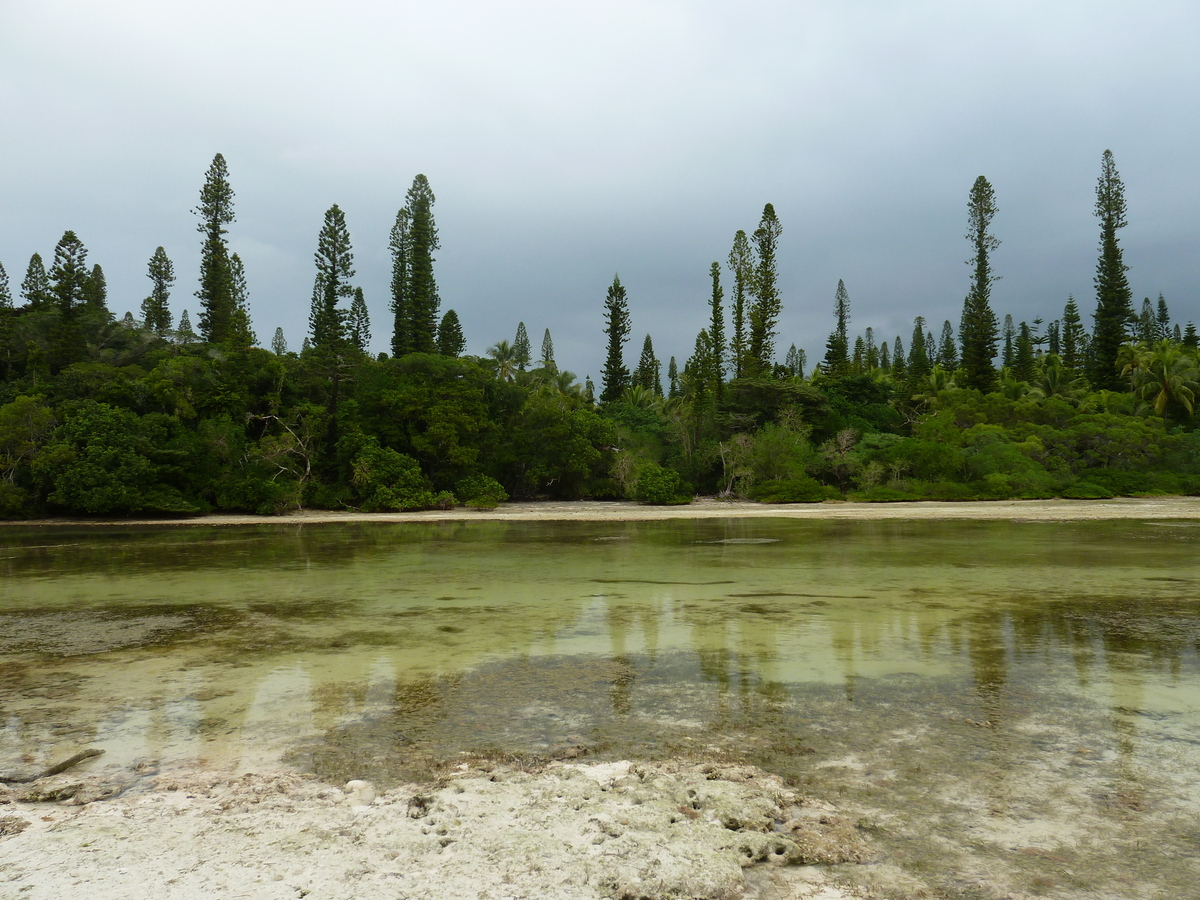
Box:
(141, 247), (175, 334)
(600, 275), (631, 402)
(1087, 150), (1134, 391)
(194, 153), (237, 344)
(959, 175), (1001, 392)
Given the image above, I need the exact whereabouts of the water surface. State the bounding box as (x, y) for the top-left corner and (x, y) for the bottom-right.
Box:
(3, 518), (1198, 897)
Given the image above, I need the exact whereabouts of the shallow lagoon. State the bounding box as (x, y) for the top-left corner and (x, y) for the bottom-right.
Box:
(3, 517), (1199, 896)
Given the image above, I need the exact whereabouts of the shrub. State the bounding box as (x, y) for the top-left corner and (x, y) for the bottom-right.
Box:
(455, 475), (509, 508)
(747, 475), (839, 503)
(1060, 481), (1115, 500)
(632, 463), (692, 505)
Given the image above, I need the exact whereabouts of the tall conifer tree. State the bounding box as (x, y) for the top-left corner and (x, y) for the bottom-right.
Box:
(513, 322), (531, 371)
(48, 231), (89, 311)
(937, 320), (958, 370)
(907, 316), (931, 387)
(436, 309), (465, 357)
(823, 279), (851, 376)
(349, 287), (370, 351)
(228, 253), (256, 348)
(21, 254), (51, 308)
(1088, 150), (1134, 390)
(405, 175), (440, 352)
(309, 203), (354, 349)
(600, 275), (631, 402)
(0, 262), (10, 309)
(194, 153), (236, 343)
(389, 208), (411, 356)
(708, 261), (726, 391)
(271, 327), (288, 355)
(748, 204), (782, 375)
(540, 328), (555, 371)
(82, 264), (108, 313)
(727, 230), (752, 378)
(1061, 296), (1085, 374)
(959, 176), (1000, 392)
(142, 247), (175, 333)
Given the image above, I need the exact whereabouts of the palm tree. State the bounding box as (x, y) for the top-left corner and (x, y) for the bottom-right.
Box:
(1030, 354), (1087, 402)
(487, 339), (517, 382)
(1124, 340), (1200, 417)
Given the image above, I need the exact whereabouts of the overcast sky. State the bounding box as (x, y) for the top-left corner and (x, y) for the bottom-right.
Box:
(3, 1), (1198, 379)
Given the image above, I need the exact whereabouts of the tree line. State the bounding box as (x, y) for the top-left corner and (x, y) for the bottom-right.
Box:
(0, 149), (1197, 516)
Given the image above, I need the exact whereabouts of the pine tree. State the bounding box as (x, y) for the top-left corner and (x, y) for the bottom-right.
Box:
(349, 287), (370, 351)
(865, 327), (878, 370)
(194, 153), (236, 343)
(1061, 296), (1085, 374)
(1013, 322), (1035, 382)
(1156, 294), (1171, 340)
(907, 317), (931, 387)
(120, 311), (137, 328)
(82, 264), (108, 312)
(21, 254), (51, 308)
(1047, 320), (1061, 356)
(406, 175), (440, 353)
(540, 328), (555, 371)
(513, 322), (531, 371)
(388, 207), (411, 356)
(748, 203), (782, 375)
(634, 334), (661, 394)
(1001, 314), (1016, 367)
(0, 262), (11, 309)
(891, 335), (906, 381)
(48, 231), (90, 311)
(436, 309), (465, 356)
(1088, 150), (1134, 391)
(1172, 324), (1181, 342)
(142, 246), (175, 333)
(852, 336), (865, 374)
(823, 278), (851, 376)
(176, 309), (197, 344)
(708, 261), (726, 391)
(684, 329), (715, 405)
(1137, 298), (1156, 343)
(584, 376), (595, 405)
(727, 230), (752, 378)
(879, 341), (891, 370)
(667, 357), (679, 398)
(309, 204), (354, 349)
(1182, 323), (1198, 349)
(959, 175), (1001, 392)
(271, 327), (288, 355)
(937, 320), (958, 369)
(785, 344), (805, 378)
(228, 253), (256, 348)
(600, 275), (631, 402)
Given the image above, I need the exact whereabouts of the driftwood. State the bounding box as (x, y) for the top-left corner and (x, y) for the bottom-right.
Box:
(0, 749), (104, 784)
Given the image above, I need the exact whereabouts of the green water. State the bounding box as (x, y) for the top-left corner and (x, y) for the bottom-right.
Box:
(3, 517), (1199, 897)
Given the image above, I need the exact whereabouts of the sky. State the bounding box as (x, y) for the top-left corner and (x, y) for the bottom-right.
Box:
(2, 0), (1198, 381)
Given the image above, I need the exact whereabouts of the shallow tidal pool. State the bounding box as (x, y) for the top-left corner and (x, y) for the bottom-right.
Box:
(3, 517), (1199, 898)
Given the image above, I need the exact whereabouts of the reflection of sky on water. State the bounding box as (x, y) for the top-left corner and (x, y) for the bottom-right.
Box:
(0, 518), (1197, 774)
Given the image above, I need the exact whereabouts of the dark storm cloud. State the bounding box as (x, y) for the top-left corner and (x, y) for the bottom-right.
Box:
(2, 1), (1197, 378)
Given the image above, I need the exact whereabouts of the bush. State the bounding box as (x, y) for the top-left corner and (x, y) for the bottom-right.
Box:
(350, 440), (441, 511)
(1060, 481), (1115, 500)
(455, 475), (508, 508)
(747, 475), (839, 503)
(850, 486), (916, 503)
(633, 463), (692, 505)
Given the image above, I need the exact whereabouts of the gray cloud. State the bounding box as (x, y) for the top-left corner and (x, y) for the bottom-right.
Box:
(2, 0), (1197, 379)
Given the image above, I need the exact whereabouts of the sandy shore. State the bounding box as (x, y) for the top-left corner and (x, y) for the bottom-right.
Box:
(3, 495), (1199, 527)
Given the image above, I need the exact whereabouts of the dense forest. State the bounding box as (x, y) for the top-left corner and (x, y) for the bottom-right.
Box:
(1, 150), (1198, 517)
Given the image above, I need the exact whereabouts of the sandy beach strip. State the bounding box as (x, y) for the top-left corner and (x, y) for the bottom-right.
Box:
(2, 495), (1199, 527)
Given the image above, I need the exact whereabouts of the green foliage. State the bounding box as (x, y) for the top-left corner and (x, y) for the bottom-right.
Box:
(747, 475), (837, 503)
(632, 462), (692, 505)
(350, 437), (440, 511)
(455, 474), (508, 508)
(195, 153), (236, 344)
(747, 204), (782, 375)
(600, 275), (631, 403)
(960, 175), (1000, 392)
(1088, 150), (1134, 391)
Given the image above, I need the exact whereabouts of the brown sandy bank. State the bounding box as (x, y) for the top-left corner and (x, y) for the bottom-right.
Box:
(3, 495), (1199, 527)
